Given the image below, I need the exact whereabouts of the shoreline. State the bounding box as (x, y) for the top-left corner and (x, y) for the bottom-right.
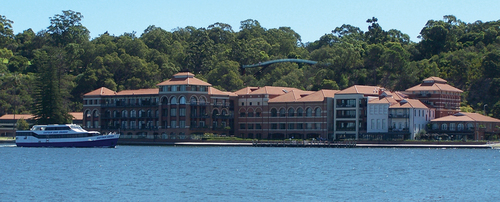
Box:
(3, 139), (498, 149)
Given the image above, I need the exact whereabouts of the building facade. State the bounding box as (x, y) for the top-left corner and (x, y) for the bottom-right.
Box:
(83, 72), (237, 140)
(234, 87), (337, 140)
(428, 112), (500, 140)
(405, 77), (462, 118)
(82, 74), (472, 141)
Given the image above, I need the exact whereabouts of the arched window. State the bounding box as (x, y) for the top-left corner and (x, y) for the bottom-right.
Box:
(255, 109), (262, 117)
(288, 108), (295, 117)
(130, 110), (136, 118)
(121, 110), (128, 118)
(161, 97), (168, 105)
(297, 108), (303, 117)
(113, 110), (119, 118)
(179, 96), (186, 104)
(212, 109), (220, 118)
(271, 108), (278, 117)
(85, 110), (91, 118)
(306, 108), (312, 117)
(441, 124), (448, 130)
(200, 97), (207, 104)
(170, 96), (177, 105)
(279, 108), (286, 117)
(457, 123), (464, 131)
(93, 110), (99, 117)
(221, 109), (228, 115)
(190, 96), (198, 105)
(147, 110), (152, 117)
(467, 123), (473, 130)
(247, 108), (254, 117)
(315, 107), (321, 117)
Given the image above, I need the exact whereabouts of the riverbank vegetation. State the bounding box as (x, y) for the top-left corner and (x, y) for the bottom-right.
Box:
(1, 11), (500, 123)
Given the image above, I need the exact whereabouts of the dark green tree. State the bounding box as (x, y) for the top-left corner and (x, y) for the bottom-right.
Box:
(32, 48), (72, 124)
(47, 10), (90, 47)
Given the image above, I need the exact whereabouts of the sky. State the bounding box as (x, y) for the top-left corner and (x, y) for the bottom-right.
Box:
(2, 0), (500, 43)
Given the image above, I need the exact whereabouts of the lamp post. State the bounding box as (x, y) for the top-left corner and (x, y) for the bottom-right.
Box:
(484, 104), (488, 116)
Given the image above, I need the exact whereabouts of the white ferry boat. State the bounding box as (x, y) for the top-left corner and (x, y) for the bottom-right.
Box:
(16, 124), (119, 148)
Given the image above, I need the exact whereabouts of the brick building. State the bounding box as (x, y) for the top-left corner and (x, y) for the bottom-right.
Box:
(405, 77), (462, 118)
(82, 74), (471, 141)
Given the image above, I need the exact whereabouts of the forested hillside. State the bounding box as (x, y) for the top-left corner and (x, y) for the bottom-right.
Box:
(1, 11), (500, 120)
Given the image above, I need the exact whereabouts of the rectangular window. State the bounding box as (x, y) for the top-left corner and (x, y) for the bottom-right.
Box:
(248, 124), (254, 129)
(382, 119), (386, 129)
(288, 123), (295, 129)
(306, 123), (312, 129)
(315, 123), (321, 129)
(170, 108), (177, 116)
(297, 123), (303, 129)
(240, 124), (246, 129)
(179, 120), (185, 128)
(249, 102), (253, 106)
(179, 108), (186, 117)
(256, 124), (262, 129)
(170, 120), (177, 128)
(271, 123), (277, 129)
(280, 123), (286, 129)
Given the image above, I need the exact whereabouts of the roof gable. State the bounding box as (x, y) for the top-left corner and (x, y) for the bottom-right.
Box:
(84, 87), (116, 96)
(337, 85), (381, 95)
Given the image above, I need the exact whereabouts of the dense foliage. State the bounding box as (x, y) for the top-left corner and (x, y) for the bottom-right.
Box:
(1, 11), (500, 121)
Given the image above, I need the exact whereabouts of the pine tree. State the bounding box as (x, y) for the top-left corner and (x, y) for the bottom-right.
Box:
(32, 48), (71, 124)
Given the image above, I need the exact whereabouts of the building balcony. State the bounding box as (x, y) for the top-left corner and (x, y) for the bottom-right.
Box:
(388, 128), (409, 132)
(416, 94), (431, 98)
(102, 103), (158, 108)
(389, 114), (409, 118)
(336, 115), (356, 118)
(336, 104), (357, 108)
(336, 127), (356, 131)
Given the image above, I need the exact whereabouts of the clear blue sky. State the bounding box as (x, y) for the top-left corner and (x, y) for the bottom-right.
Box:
(2, 0), (499, 43)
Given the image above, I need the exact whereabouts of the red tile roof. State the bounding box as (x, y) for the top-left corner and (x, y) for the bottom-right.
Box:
(269, 89), (338, 103)
(69, 112), (83, 120)
(406, 83), (463, 92)
(423, 77), (447, 83)
(336, 85), (381, 95)
(0, 112), (82, 120)
(84, 87), (116, 96)
(406, 77), (463, 92)
(389, 99), (429, 109)
(233, 87), (260, 95)
(115, 88), (159, 95)
(208, 87), (237, 96)
(431, 113), (500, 123)
(269, 90), (309, 102)
(156, 73), (211, 86)
(0, 114), (34, 120)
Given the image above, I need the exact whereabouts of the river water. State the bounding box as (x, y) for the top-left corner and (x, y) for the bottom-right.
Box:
(1, 143), (500, 201)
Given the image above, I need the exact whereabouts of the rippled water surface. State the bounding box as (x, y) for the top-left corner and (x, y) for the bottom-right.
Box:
(1, 143), (500, 201)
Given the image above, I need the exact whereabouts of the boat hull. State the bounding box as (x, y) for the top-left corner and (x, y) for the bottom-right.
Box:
(16, 136), (119, 148)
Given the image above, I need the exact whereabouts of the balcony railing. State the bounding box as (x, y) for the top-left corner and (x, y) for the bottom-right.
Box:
(336, 115), (356, 118)
(336, 104), (357, 108)
(336, 127), (356, 131)
(102, 103), (158, 107)
(388, 114), (408, 118)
